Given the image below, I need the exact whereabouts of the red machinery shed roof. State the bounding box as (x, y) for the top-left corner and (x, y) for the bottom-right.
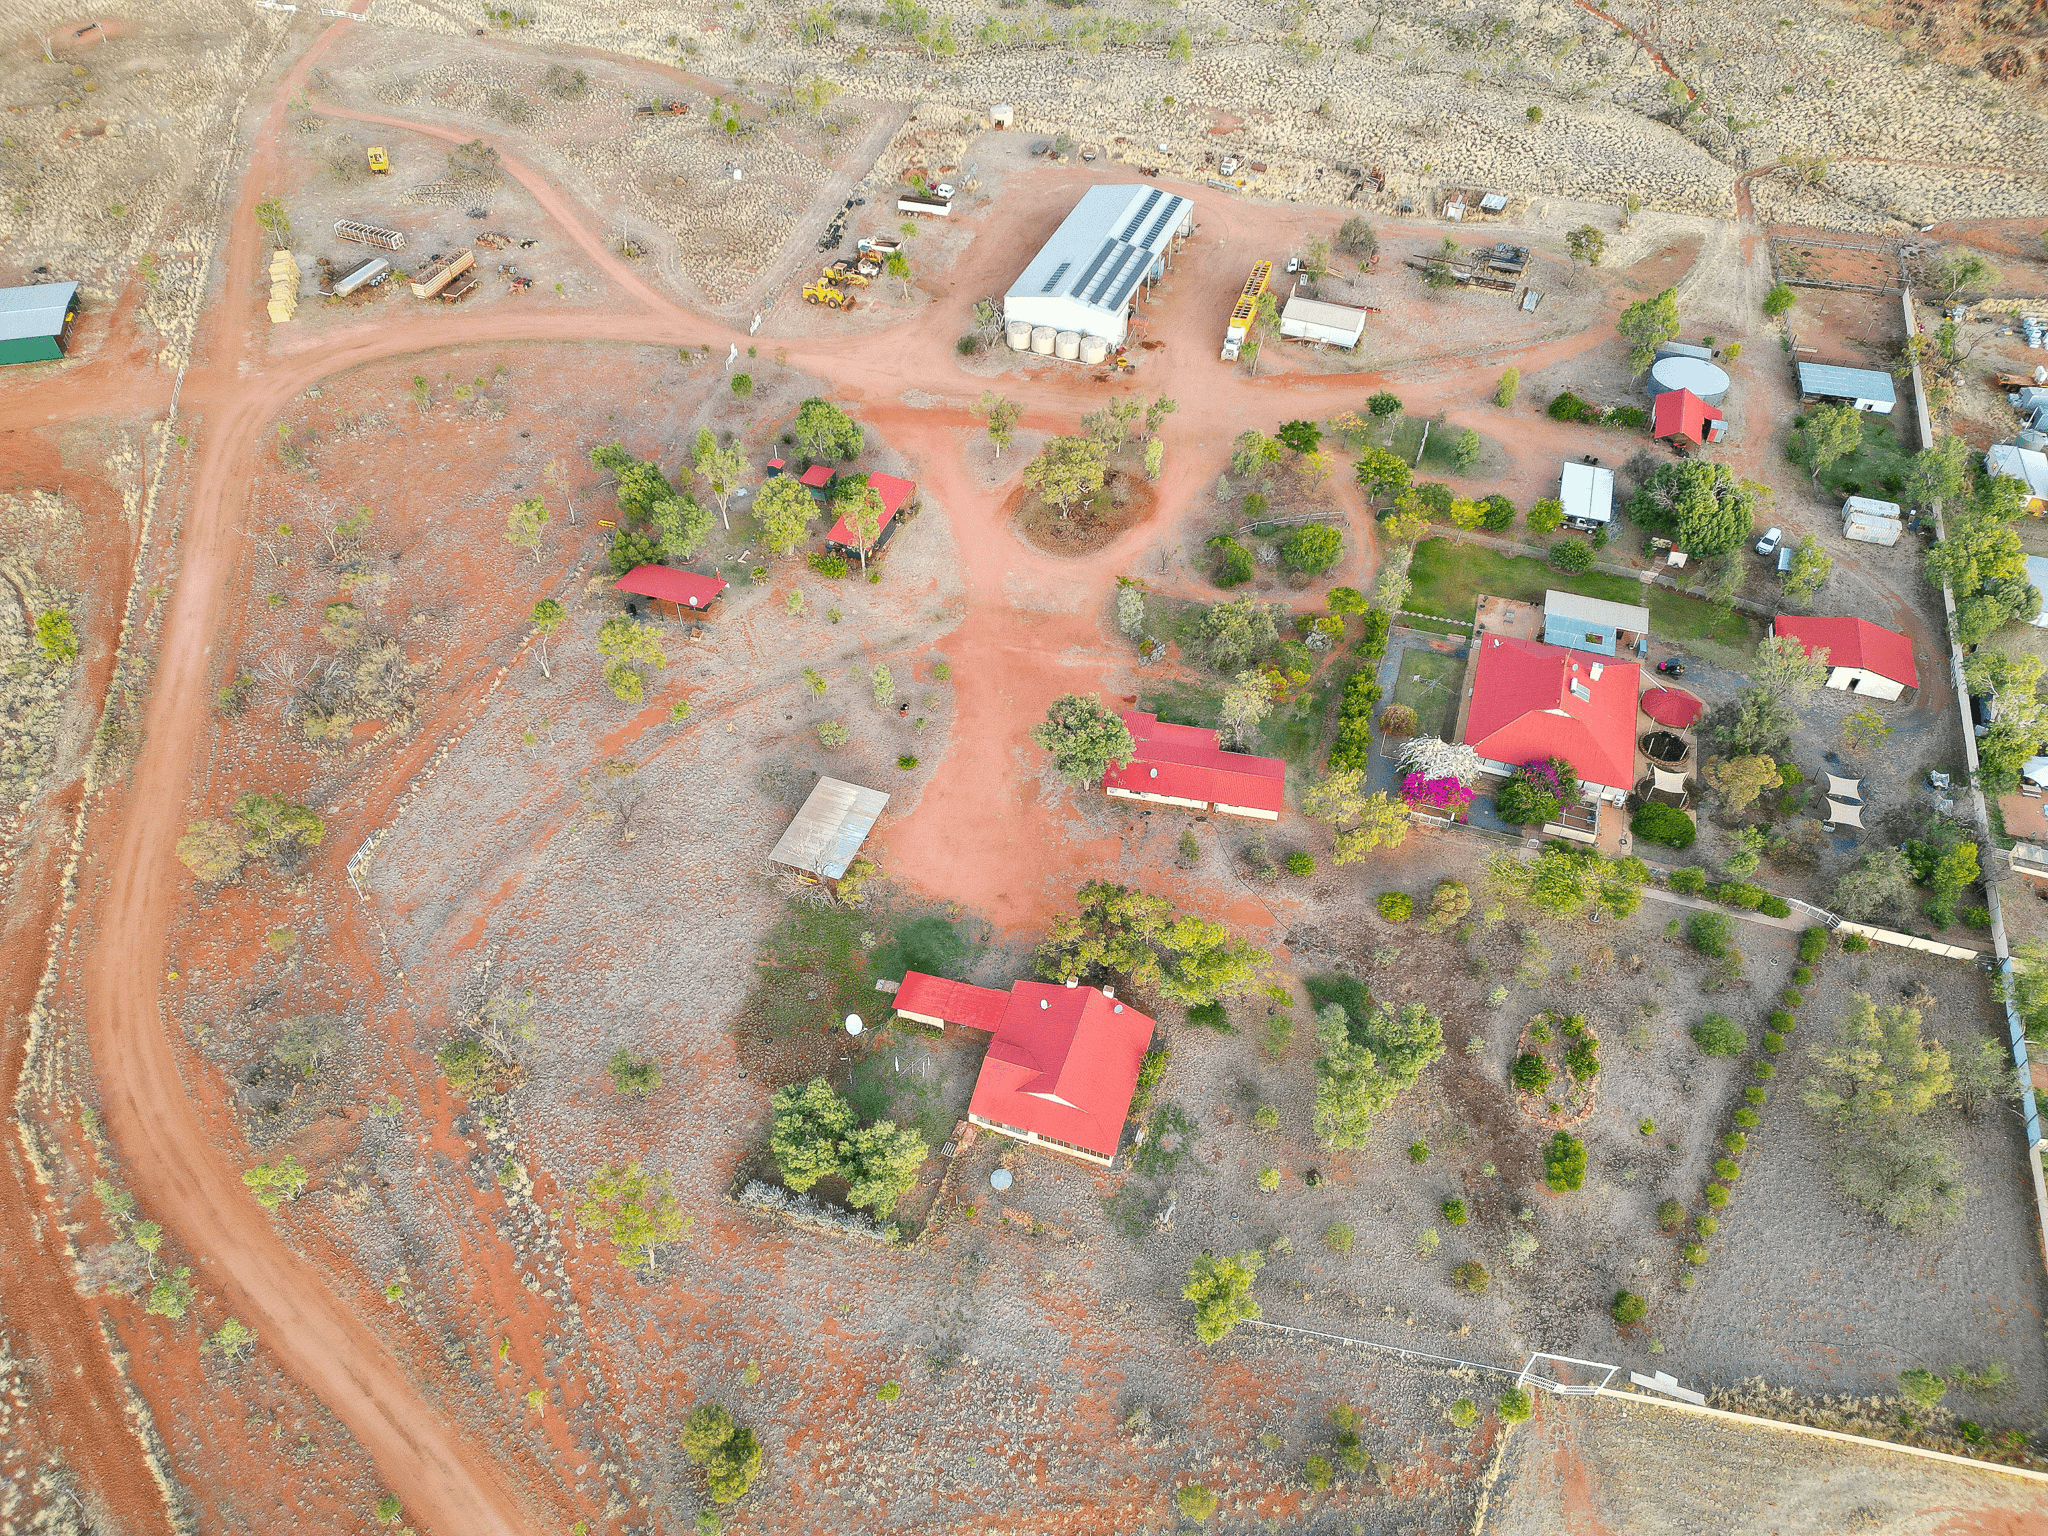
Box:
(1463, 636), (1639, 790)
(1102, 710), (1286, 814)
(1772, 615), (1918, 688)
(613, 564), (729, 608)
(1651, 388), (1725, 445)
(894, 971), (1010, 1032)
(969, 982), (1156, 1160)
(826, 472), (917, 548)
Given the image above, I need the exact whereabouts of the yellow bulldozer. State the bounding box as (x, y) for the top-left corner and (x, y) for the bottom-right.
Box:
(803, 275), (853, 309)
(824, 259), (870, 287)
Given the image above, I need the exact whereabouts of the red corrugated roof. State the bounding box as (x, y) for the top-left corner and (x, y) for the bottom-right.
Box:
(825, 472), (916, 548)
(799, 464), (834, 488)
(1102, 710), (1286, 814)
(894, 971), (1009, 1032)
(1651, 388), (1724, 445)
(1463, 637), (1639, 791)
(1772, 615), (1917, 688)
(613, 564), (729, 608)
(968, 983), (1155, 1160)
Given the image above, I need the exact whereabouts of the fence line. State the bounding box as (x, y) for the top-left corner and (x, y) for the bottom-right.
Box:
(1241, 1317), (1540, 1382)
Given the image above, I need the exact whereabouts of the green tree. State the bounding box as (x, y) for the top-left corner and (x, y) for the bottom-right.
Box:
(254, 196), (291, 245)
(1905, 434), (1972, 509)
(1368, 391), (1403, 419)
(1229, 429), (1284, 482)
(1627, 459), (1763, 558)
(1931, 249), (1998, 301)
(1312, 997), (1445, 1149)
(755, 475), (820, 556)
(1277, 419), (1322, 456)
(242, 1155), (309, 1209)
(793, 397), (865, 461)
(1789, 402), (1864, 489)
(841, 482), (886, 572)
(1452, 428), (1482, 474)
(34, 607), (78, 661)
(770, 1077), (856, 1192)
(234, 793), (324, 862)
(838, 1119), (930, 1214)
(530, 597), (564, 678)
(1493, 368), (1520, 408)
(1783, 535), (1832, 602)
(1565, 225), (1606, 269)
(597, 615), (666, 702)
(1218, 669), (1275, 748)
(1616, 286), (1680, 374)
(579, 1163), (685, 1268)
(1183, 1249), (1264, 1343)
(1762, 282), (1796, 318)
(1353, 444), (1410, 505)
(1706, 754), (1780, 813)
(1198, 597), (1278, 670)
(1036, 882), (1268, 1006)
(1281, 522), (1343, 574)
(1803, 993), (1962, 1231)
(590, 445), (675, 522)
(1752, 632), (1831, 705)
(977, 390), (1022, 457)
(1023, 434), (1108, 517)
(1833, 847), (1918, 926)
(1929, 510), (2039, 644)
(649, 494), (714, 562)
(692, 428), (747, 529)
(682, 1405), (763, 1504)
(1337, 216), (1376, 259)
(1031, 694), (1136, 782)
(1842, 707), (1891, 754)
(145, 1267), (196, 1319)
(730, 373), (753, 399)
(210, 1316), (257, 1363)
(504, 496), (550, 561)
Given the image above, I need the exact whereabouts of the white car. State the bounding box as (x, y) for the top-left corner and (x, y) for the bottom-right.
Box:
(935, 183), (956, 200)
(1285, 256), (1301, 274)
(1754, 527), (1783, 557)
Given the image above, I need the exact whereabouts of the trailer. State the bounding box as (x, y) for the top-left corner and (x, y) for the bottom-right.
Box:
(331, 256), (390, 298)
(410, 249), (475, 300)
(1220, 260), (1272, 361)
(897, 195), (951, 218)
(334, 218), (406, 251)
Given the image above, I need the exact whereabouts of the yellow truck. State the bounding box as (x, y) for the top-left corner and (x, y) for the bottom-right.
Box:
(367, 146), (389, 174)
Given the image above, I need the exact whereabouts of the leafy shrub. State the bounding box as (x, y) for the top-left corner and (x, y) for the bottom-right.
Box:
(1753, 1061), (1775, 1080)
(1723, 1133), (1747, 1155)
(1408, 1140), (1431, 1164)
(1497, 1389), (1533, 1422)
(1447, 1397), (1479, 1427)
(681, 1405), (763, 1504)
(1303, 1455), (1334, 1490)
(1442, 1197), (1469, 1225)
(1688, 911), (1734, 958)
(1611, 1290), (1647, 1325)
(1512, 1052), (1554, 1094)
(1453, 1260), (1491, 1294)
(1714, 1158), (1741, 1181)
(1669, 866), (1708, 895)
(1282, 522), (1344, 574)
(1732, 1108), (1759, 1128)
(1479, 493), (1516, 531)
(1715, 883), (1765, 910)
(1798, 927), (1828, 963)
(1696, 1214), (1718, 1236)
(1324, 1223), (1355, 1253)
(1768, 1010), (1795, 1033)
(1691, 1014), (1745, 1056)
(807, 550), (849, 578)
(1328, 671), (1384, 770)
(1607, 405), (1649, 429)
(1549, 539), (1594, 573)
(1212, 537), (1255, 588)
(1287, 852), (1315, 877)
(1758, 895), (1791, 918)
(1175, 1485), (1217, 1522)
(1494, 773), (1560, 827)
(1841, 933), (1870, 953)
(1963, 904), (1992, 930)
(1898, 1368), (1948, 1408)
(1631, 804), (1696, 849)
(1684, 1242), (1708, 1264)
(1543, 1131), (1586, 1192)
(1704, 1182), (1730, 1207)
(1377, 891), (1414, 922)
(1762, 1031), (1785, 1053)
(1564, 1033), (1600, 1081)
(1781, 987), (1804, 1008)
(1656, 1198), (1684, 1231)
(1528, 497), (1564, 533)
(1548, 391), (1592, 422)
(1359, 607), (1392, 659)
(1744, 1085), (1768, 1105)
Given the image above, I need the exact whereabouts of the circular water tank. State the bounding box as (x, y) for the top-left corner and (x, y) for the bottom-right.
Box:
(1006, 319), (1033, 351)
(1054, 330), (1081, 361)
(1079, 335), (1109, 365)
(1647, 354), (1730, 404)
(991, 1168), (1013, 1191)
(1030, 325), (1056, 355)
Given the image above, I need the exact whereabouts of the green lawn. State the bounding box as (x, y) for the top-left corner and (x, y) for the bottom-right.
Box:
(1813, 411), (1913, 503)
(1391, 650), (1464, 741)
(1405, 538), (1760, 652)
(1141, 662), (1345, 775)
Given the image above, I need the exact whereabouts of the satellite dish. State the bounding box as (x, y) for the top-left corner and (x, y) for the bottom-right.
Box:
(990, 1168), (1012, 1191)
(844, 1014), (864, 1036)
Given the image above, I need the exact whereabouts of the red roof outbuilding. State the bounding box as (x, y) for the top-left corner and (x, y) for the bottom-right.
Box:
(893, 971), (1010, 1033)
(968, 982), (1155, 1162)
(1651, 388), (1726, 446)
(1103, 710), (1286, 817)
(613, 564), (729, 609)
(799, 463), (835, 488)
(825, 471), (917, 549)
(1771, 615), (1918, 689)
(1463, 636), (1639, 792)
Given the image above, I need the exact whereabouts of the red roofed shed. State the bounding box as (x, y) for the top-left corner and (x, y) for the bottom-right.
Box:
(1463, 636), (1639, 795)
(893, 971), (1010, 1032)
(1104, 710), (1285, 820)
(1771, 615), (1917, 700)
(825, 472), (917, 555)
(614, 564), (729, 618)
(799, 464), (834, 489)
(1651, 387), (1726, 447)
(969, 981), (1155, 1165)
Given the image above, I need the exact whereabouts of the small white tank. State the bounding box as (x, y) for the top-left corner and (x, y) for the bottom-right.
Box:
(1006, 319), (1033, 351)
(1054, 330), (1081, 360)
(1030, 325), (1056, 355)
(1079, 335), (1109, 365)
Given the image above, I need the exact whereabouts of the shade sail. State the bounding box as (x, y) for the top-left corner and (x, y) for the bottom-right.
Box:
(1640, 687), (1706, 728)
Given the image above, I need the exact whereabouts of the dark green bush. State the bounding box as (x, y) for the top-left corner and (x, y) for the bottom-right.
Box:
(1791, 966), (1814, 985)
(1631, 804), (1697, 849)
(1606, 405), (1649, 429)
(1767, 1010), (1794, 1033)
(1543, 1131), (1586, 1192)
(1359, 607), (1392, 659)
(1758, 895), (1790, 918)
(1781, 987), (1804, 1009)
(1327, 671), (1383, 771)
(1479, 493), (1516, 531)
(1688, 911), (1734, 957)
(807, 549), (850, 578)
(1549, 539), (1594, 573)
(1670, 866), (1708, 895)
(1611, 1290), (1647, 1325)
(1512, 1052), (1554, 1094)
(1798, 927), (1828, 963)
(1281, 522), (1344, 574)
(1213, 537), (1255, 588)
(1548, 391), (1591, 422)
(1715, 883), (1765, 910)
(1691, 1014), (1745, 1056)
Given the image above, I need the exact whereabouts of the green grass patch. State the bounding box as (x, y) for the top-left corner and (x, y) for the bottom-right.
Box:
(1814, 411), (1914, 503)
(1405, 538), (1757, 652)
(1391, 650), (1465, 741)
(1378, 414), (1472, 474)
(1130, 1103), (1200, 1176)
(870, 914), (976, 984)
(1394, 613), (1472, 637)
(1139, 679), (1327, 777)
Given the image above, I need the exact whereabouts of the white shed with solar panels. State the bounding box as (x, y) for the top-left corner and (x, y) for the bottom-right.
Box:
(1003, 185), (1193, 348)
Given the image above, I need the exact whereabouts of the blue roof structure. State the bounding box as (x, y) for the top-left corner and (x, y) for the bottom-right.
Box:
(0, 281), (78, 342)
(1797, 362), (1895, 407)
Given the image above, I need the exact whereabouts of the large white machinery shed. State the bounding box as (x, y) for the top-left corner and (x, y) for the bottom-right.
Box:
(1279, 294), (1367, 348)
(1003, 185), (1193, 349)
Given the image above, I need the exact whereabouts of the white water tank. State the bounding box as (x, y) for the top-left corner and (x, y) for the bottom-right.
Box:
(1055, 329), (1081, 360)
(1030, 325), (1056, 355)
(1006, 319), (1033, 351)
(1079, 335), (1109, 365)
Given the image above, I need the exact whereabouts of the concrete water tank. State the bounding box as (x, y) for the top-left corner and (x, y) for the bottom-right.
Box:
(1006, 319), (1033, 351)
(1646, 354), (1731, 405)
(1054, 329), (1081, 360)
(1030, 325), (1056, 355)
(1079, 335), (1109, 365)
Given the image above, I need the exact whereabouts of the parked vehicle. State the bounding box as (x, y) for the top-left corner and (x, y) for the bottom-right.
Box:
(1754, 526), (1783, 557)
(1657, 658), (1686, 677)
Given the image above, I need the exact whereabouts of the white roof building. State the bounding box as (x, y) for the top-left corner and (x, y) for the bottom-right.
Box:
(1003, 185), (1194, 348)
(1988, 444), (2048, 513)
(1559, 461), (1614, 527)
(1278, 294), (1366, 348)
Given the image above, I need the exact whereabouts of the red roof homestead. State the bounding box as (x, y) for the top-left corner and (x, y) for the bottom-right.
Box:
(825, 472), (917, 549)
(613, 564), (729, 610)
(1651, 387), (1725, 446)
(968, 982), (1155, 1164)
(893, 971), (1010, 1033)
(1463, 636), (1639, 792)
(1770, 615), (1918, 690)
(1103, 710), (1285, 819)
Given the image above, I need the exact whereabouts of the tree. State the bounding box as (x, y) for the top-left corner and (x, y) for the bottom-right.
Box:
(597, 615), (665, 702)
(210, 1316), (257, 1363)
(682, 1405), (763, 1505)
(1966, 650), (2048, 789)
(1313, 996), (1445, 1148)
(730, 373), (754, 399)
(1036, 881), (1268, 1006)
(883, 247), (913, 298)
(590, 445), (674, 522)
(1789, 403), (1863, 489)
(1931, 249), (1998, 302)
(1337, 216), (1377, 260)
(1565, 225), (1606, 269)
(529, 597), (565, 678)
(841, 482), (885, 573)
(1842, 707), (1891, 753)
(1280, 522), (1342, 574)
(1031, 694), (1136, 782)
(1833, 847), (1918, 926)
(1023, 435), (1107, 517)
(1527, 498), (1564, 534)
(1543, 1131), (1587, 1192)
(649, 494), (713, 563)
(838, 1119), (930, 1214)
(1627, 459), (1763, 558)
(1752, 632), (1830, 705)
(1804, 993), (1963, 1232)
(1312, 778), (1410, 862)
(1218, 670), (1275, 747)
(1493, 368), (1520, 408)
(34, 607), (77, 661)
(1905, 434), (1972, 509)
(1616, 286), (1680, 374)
(176, 819), (246, 882)
(977, 390), (1022, 457)
(1783, 535), (1831, 602)
(1229, 429), (1283, 482)
(1183, 1249), (1264, 1343)
(1353, 445), (1410, 505)
(1705, 754), (1778, 813)
(793, 398), (864, 461)
(1930, 509), (2039, 644)
(1763, 282), (1796, 318)
(1715, 686), (1796, 759)
(1276, 419), (1322, 456)
(1242, 290), (1281, 373)
(504, 496), (550, 561)
(755, 475), (819, 557)
(1451, 428), (1482, 474)
(579, 1163), (684, 1268)
(692, 428), (747, 529)
(234, 793), (324, 863)
(254, 196), (291, 246)
(769, 1077), (855, 1192)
